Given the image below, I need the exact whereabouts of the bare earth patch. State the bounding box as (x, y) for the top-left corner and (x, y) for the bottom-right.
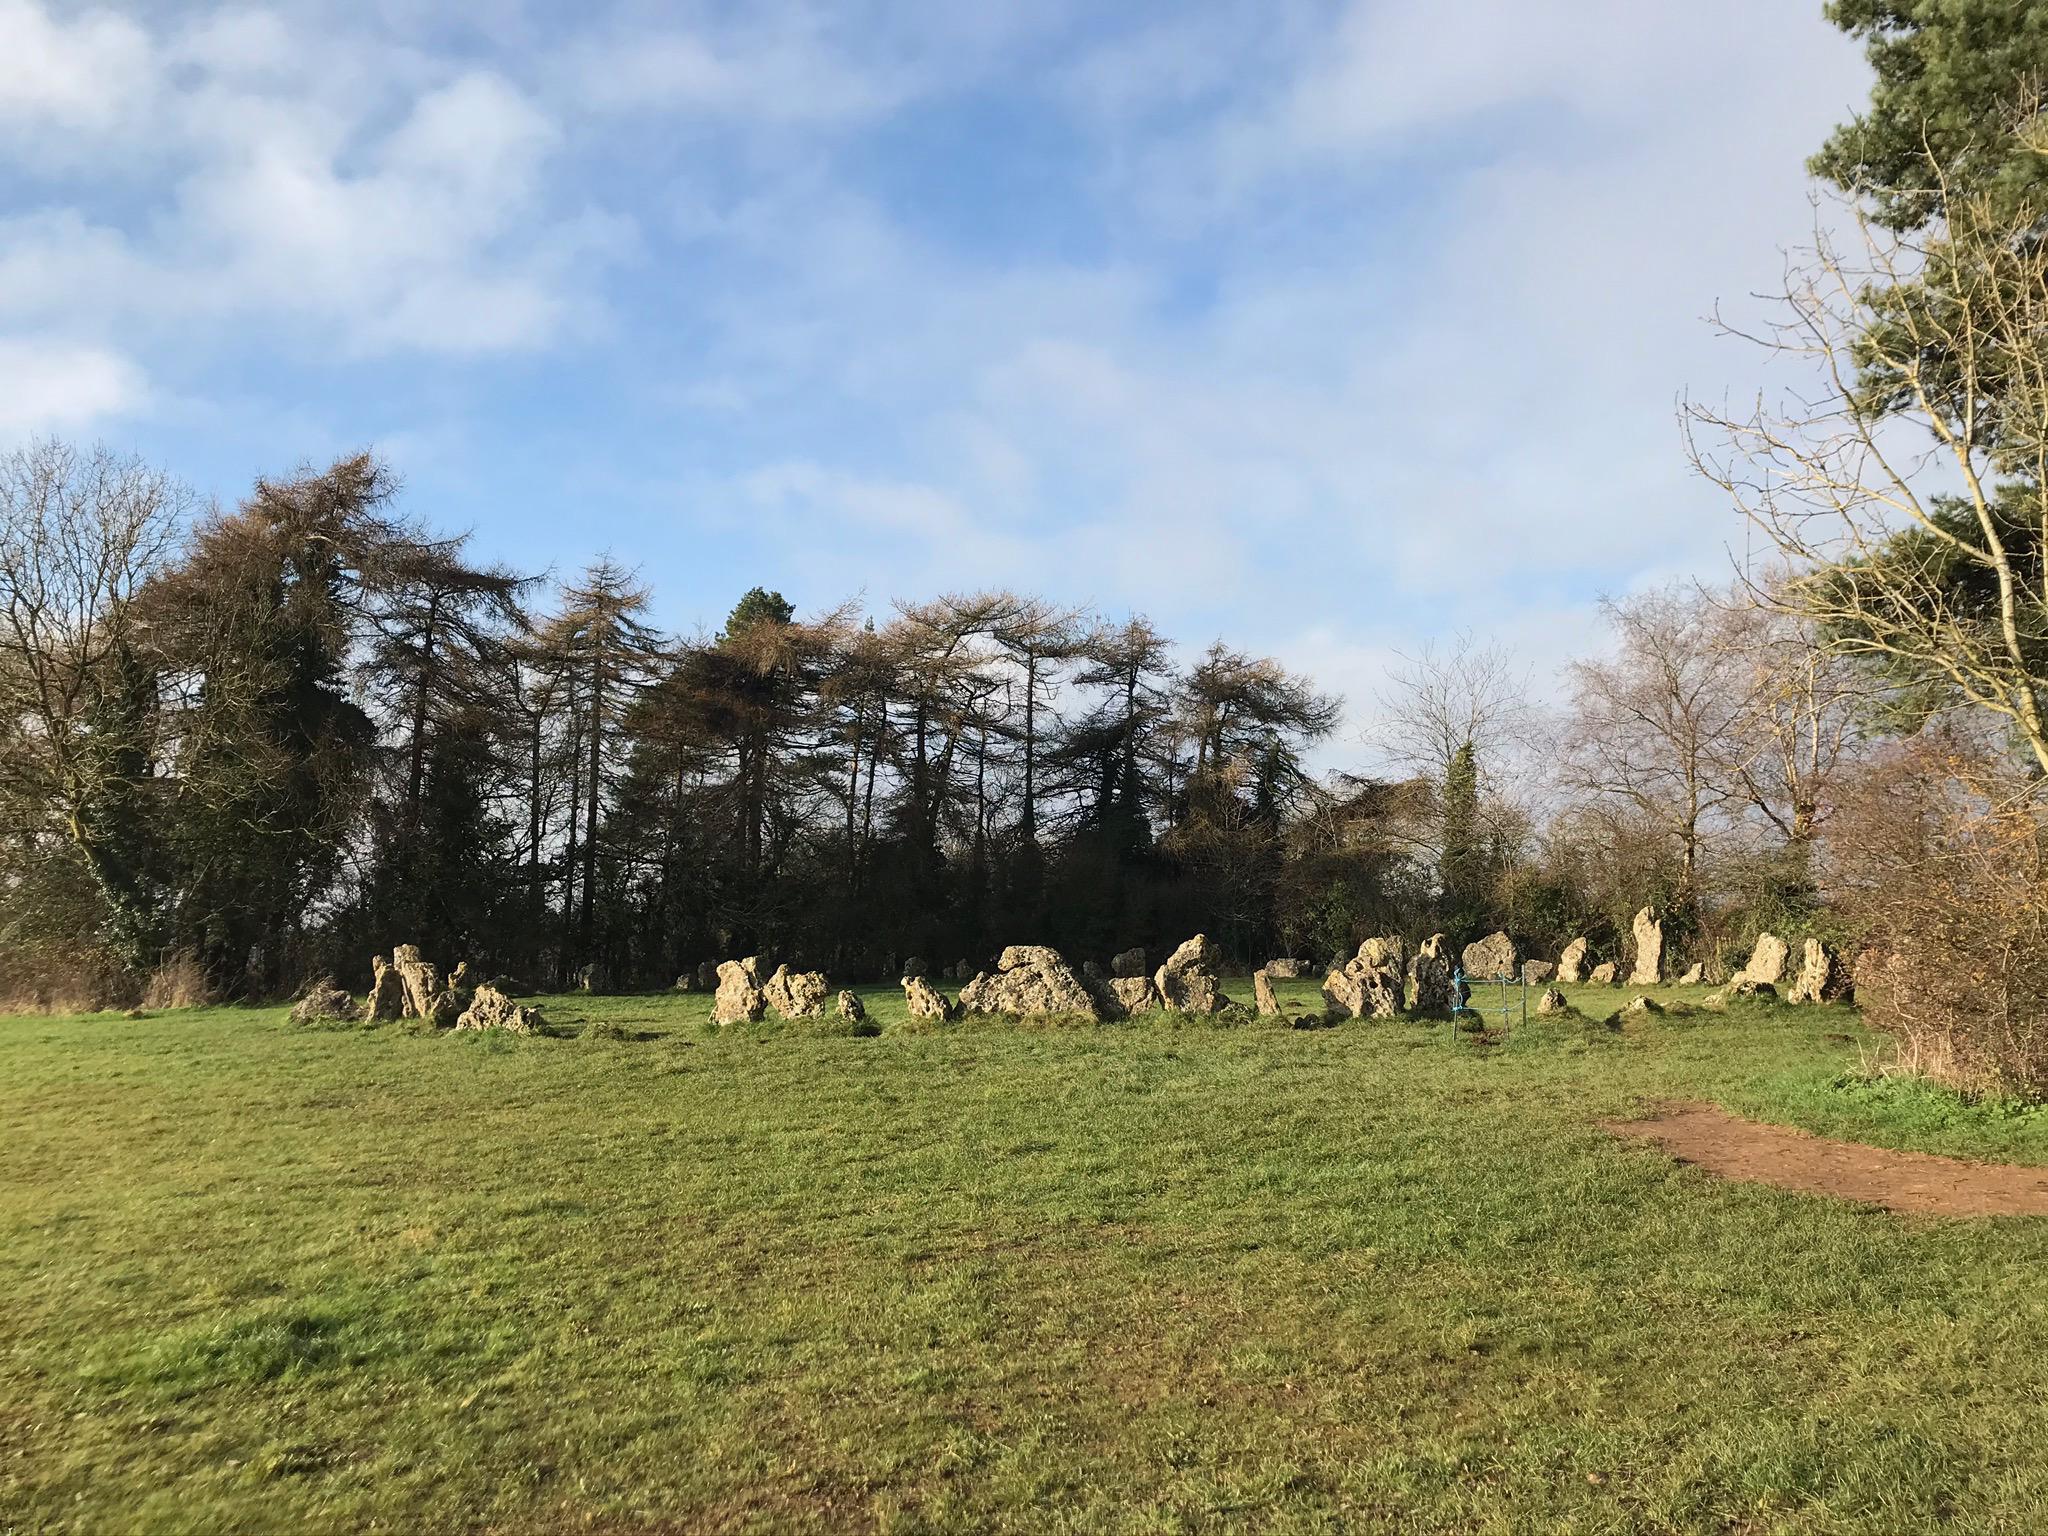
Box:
(1606, 1101), (2048, 1217)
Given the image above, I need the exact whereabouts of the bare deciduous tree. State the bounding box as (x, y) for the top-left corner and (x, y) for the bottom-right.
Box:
(1686, 129), (2048, 773)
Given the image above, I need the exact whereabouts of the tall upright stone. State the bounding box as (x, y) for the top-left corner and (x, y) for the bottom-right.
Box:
(1629, 908), (1663, 986)
(1556, 938), (1591, 984)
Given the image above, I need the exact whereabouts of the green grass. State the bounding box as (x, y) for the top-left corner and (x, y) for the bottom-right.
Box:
(3, 977), (2046, 1533)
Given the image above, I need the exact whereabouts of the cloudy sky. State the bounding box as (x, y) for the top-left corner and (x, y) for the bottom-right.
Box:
(0, 0), (1872, 742)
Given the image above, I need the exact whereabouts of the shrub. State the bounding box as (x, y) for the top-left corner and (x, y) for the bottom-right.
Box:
(1830, 740), (2048, 1099)
(141, 952), (215, 1011)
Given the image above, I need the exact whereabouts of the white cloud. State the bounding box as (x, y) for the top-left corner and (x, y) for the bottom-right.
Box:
(0, 339), (144, 433)
(0, 0), (153, 131)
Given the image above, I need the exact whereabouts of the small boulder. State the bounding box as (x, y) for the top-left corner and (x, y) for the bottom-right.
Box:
(1110, 947), (1148, 979)
(902, 974), (957, 1021)
(1082, 959), (1103, 980)
(1622, 994), (1665, 1017)
(1522, 960), (1556, 985)
(713, 958), (768, 1024)
(1104, 976), (1160, 1015)
(1677, 962), (1704, 985)
(1589, 962), (1619, 986)
(1704, 977), (1779, 1009)
(290, 979), (355, 1026)
(1263, 957), (1307, 979)
(902, 956), (928, 980)
(674, 972), (697, 993)
(836, 989), (866, 1022)
(695, 960), (718, 992)
(1535, 985), (1574, 1016)
(456, 982), (544, 1035)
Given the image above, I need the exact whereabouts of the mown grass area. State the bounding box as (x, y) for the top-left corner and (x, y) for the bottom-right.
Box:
(4, 977), (2047, 1534)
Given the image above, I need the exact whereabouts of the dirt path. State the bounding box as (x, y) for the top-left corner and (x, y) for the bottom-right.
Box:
(1605, 1101), (2048, 1217)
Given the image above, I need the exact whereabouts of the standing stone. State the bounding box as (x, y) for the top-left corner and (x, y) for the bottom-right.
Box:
(1408, 934), (1457, 1017)
(1535, 986), (1573, 1016)
(1155, 934), (1226, 1014)
(695, 960), (718, 992)
(1677, 962), (1704, 985)
(674, 972), (697, 993)
(713, 958), (768, 1024)
(1705, 977), (1778, 1009)
(1622, 994), (1665, 1017)
(1738, 933), (1790, 987)
(1082, 959), (1103, 980)
(392, 944), (440, 1020)
(1786, 939), (1850, 1005)
(902, 974), (957, 1021)
(576, 963), (598, 993)
(764, 964), (830, 1019)
(1263, 958), (1307, 979)
(1522, 960), (1556, 984)
(364, 955), (406, 1023)
(1462, 931), (1518, 980)
(902, 957), (928, 980)
(1589, 962), (1619, 986)
(836, 990), (866, 1023)
(958, 946), (1102, 1018)
(1110, 947), (1148, 979)
(1320, 969), (1364, 1019)
(1253, 969), (1280, 1016)
(1629, 908), (1663, 986)
(1556, 937), (1591, 984)
(1340, 940), (1403, 1018)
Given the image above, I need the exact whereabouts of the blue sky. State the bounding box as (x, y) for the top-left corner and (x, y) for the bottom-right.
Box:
(0, 0), (1871, 745)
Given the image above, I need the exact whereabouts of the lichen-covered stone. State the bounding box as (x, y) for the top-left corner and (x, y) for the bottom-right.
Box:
(764, 964), (830, 1019)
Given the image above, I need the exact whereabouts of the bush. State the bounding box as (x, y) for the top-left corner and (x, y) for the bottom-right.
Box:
(1830, 740), (2048, 1099)
(142, 952), (215, 1011)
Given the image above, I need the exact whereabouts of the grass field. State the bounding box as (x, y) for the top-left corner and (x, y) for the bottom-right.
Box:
(5, 978), (2048, 1534)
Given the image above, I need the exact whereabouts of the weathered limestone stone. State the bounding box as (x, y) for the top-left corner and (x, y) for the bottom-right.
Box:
(902, 974), (957, 1021)
(674, 971), (698, 993)
(713, 958), (767, 1024)
(575, 963), (598, 993)
(1408, 934), (1457, 1017)
(836, 989), (866, 1022)
(1155, 934), (1226, 1014)
(1622, 994), (1665, 1017)
(291, 979), (355, 1025)
(1557, 937), (1591, 984)
(1737, 932), (1789, 987)
(456, 982), (544, 1034)
(1320, 969), (1364, 1019)
(392, 944), (439, 1020)
(1337, 940), (1404, 1019)
(959, 946), (1103, 1018)
(902, 956), (927, 980)
(1110, 947), (1148, 979)
(1462, 931), (1518, 980)
(1677, 962), (1704, 985)
(695, 960), (718, 992)
(364, 955), (405, 1023)
(1589, 962), (1619, 986)
(1105, 976), (1159, 1015)
(1263, 957), (1307, 979)
(1253, 969), (1280, 1016)
(764, 964), (830, 1019)
(1785, 939), (1851, 1006)
(1522, 960), (1556, 984)
(1629, 908), (1663, 986)
(1535, 985), (1573, 1016)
